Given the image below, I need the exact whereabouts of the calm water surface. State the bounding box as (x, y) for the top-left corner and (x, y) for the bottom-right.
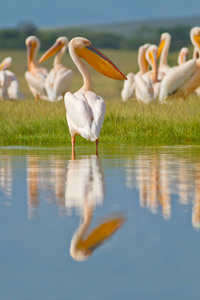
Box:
(1, 145), (200, 300)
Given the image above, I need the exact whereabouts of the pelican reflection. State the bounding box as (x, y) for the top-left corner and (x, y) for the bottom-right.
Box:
(130, 154), (171, 219)
(65, 154), (126, 261)
(0, 155), (12, 199)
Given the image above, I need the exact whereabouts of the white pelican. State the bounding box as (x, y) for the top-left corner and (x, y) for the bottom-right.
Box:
(157, 32), (171, 80)
(178, 47), (189, 65)
(0, 57), (24, 100)
(64, 37), (126, 155)
(121, 43), (150, 102)
(25, 36), (49, 101)
(159, 27), (200, 102)
(38, 37), (73, 102)
(135, 45), (160, 103)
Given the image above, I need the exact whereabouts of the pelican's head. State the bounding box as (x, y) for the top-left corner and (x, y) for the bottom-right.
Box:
(178, 47), (189, 65)
(190, 27), (200, 51)
(145, 44), (158, 69)
(38, 36), (69, 63)
(70, 214), (127, 261)
(25, 36), (40, 70)
(68, 37), (127, 80)
(25, 35), (40, 52)
(138, 43), (150, 72)
(0, 57), (12, 71)
(157, 32), (171, 58)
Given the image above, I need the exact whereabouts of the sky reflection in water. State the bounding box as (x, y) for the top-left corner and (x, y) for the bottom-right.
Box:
(0, 145), (200, 299)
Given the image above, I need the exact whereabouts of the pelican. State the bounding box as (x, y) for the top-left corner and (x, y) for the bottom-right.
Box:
(159, 27), (200, 102)
(178, 47), (189, 65)
(0, 57), (24, 100)
(135, 45), (160, 103)
(121, 43), (150, 102)
(38, 37), (73, 102)
(25, 36), (49, 101)
(157, 32), (171, 80)
(64, 37), (126, 155)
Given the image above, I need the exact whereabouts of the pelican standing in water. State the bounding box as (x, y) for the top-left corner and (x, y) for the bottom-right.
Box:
(0, 57), (24, 100)
(159, 27), (200, 102)
(121, 43), (150, 102)
(38, 37), (73, 102)
(64, 37), (126, 155)
(135, 45), (160, 103)
(25, 36), (49, 101)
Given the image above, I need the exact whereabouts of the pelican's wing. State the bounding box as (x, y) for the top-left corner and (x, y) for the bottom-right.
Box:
(25, 71), (47, 96)
(135, 73), (154, 103)
(121, 72), (135, 102)
(0, 71), (8, 99)
(84, 91), (106, 139)
(5, 70), (24, 100)
(177, 59), (200, 97)
(54, 69), (73, 99)
(64, 91), (93, 140)
(159, 59), (196, 101)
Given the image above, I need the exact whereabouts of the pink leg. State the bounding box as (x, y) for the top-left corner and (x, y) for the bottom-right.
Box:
(71, 137), (75, 160)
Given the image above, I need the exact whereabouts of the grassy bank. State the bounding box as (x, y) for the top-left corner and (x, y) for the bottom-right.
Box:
(0, 96), (200, 146)
(0, 49), (199, 146)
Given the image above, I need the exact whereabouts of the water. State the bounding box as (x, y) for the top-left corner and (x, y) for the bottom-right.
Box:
(1, 145), (200, 300)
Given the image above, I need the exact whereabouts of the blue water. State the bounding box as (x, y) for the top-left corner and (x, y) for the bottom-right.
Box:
(0, 145), (200, 300)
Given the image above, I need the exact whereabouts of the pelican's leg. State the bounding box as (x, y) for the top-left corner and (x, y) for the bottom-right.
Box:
(95, 138), (99, 156)
(71, 136), (75, 160)
(35, 94), (39, 102)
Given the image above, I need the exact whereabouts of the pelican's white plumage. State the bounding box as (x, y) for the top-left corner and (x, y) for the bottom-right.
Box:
(25, 36), (49, 101)
(121, 43), (150, 102)
(38, 37), (73, 102)
(159, 27), (200, 102)
(0, 57), (24, 100)
(64, 37), (126, 155)
(135, 45), (160, 103)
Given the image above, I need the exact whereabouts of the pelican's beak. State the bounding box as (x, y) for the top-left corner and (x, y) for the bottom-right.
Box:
(194, 35), (200, 50)
(0, 60), (10, 71)
(76, 44), (127, 80)
(157, 40), (165, 58)
(149, 50), (158, 83)
(38, 41), (63, 63)
(143, 54), (149, 72)
(76, 215), (126, 256)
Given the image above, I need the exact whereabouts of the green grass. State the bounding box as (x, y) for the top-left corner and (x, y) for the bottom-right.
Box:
(0, 96), (200, 146)
(0, 49), (199, 146)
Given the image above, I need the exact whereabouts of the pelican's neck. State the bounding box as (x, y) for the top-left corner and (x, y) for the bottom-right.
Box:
(28, 45), (40, 71)
(138, 48), (148, 74)
(193, 46), (200, 60)
(53, 44), (67, 69)
(160, 36), (170, 67)
(69, 45), (93, 92)
(153, 62), (158, 83)
(70, 202), (93, 260)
